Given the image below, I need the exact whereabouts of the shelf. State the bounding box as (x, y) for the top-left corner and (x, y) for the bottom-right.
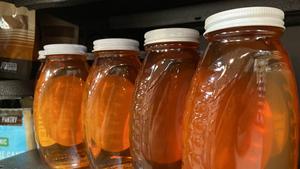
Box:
(4, 0), (98, 9)
(31, 0), (300, 29)
(109, 0), (300, 29)
(5, 0), (210, 10)
(32, 0), (300, 48)
(0, 80), (34, 100)
(0, 149), (299, 169)
(0, 150), (50, 169)
(4, 0), (300, 44)
(0, 150), (91, 169)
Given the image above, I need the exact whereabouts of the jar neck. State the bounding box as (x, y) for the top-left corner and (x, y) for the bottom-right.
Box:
(205, 26), (284, 42)
(93, 50), (139, 58)
(145, 42), (199, 51)
(46, 54), (86, 61)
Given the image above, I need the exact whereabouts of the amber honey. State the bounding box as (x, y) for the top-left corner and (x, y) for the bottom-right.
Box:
(34, 44), (89, 169)
(183, 25), (299, 169)
(131, 28), (200, 169)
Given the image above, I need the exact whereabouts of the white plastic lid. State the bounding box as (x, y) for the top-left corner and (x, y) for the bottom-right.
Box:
(204, 7), (285, 35)
(44, 44), (87, 55)
(38, 50), (46, 60)
(144, 28), (200, 45)
(93, 38), (139, 52)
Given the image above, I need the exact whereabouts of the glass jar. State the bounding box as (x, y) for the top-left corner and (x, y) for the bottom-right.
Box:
(183, 7), (299, 169)
(131, 28), (200, 169)
(82, 38), (141, 168)
(33, 44), (89, 169)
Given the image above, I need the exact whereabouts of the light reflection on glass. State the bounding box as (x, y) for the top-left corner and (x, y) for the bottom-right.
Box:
(0, 18), (10, 29)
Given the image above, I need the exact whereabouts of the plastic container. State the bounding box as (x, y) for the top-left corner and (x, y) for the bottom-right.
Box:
(82, 38), (140, 168)
(183, 7), (299, 169)
(131, 28), (200, 169)
(33, 44), (89, 169)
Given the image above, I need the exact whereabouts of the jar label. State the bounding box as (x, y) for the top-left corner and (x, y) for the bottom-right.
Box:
(0, 110), (22, 125)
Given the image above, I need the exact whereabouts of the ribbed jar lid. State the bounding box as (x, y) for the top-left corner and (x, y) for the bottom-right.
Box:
(93, 38), (139, 52)
(144, 28), (200, 45)
(204, 7), (285, 35)
(44, 44), (87, 55)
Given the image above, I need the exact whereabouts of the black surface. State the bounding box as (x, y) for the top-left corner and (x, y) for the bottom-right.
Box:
(0, 149), (91, 169)
(282, 26), (300, 98)
(34, 0), (300, 28)
(0, 80), (34, 100)
(109, 0), (300, 29)
(0, 58), (33, 80)
(4, 0), (98, 9)
(32, 0), (300, 52)
(6, 0), (211, 10)
(0, 150), (299, 169)
(0, 150), (49, 169)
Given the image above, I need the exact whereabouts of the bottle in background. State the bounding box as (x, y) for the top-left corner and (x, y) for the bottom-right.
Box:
(131, 28), (200, 169)
(82, 38), (141, 169)
(34, 44), (89, 169)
